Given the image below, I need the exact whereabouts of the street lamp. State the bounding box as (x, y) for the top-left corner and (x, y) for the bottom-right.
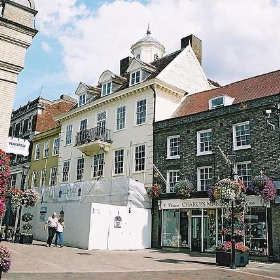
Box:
(227, 149), (236, 269)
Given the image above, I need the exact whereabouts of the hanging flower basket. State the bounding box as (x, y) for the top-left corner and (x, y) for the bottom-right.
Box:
(147, 184), (162, 199)
(174, 179), (193, 198)
(21, 189), (39, 207)
(9, 188), (23, 210)
(249, 174), (277, 202)
(21, 212), (33, 222)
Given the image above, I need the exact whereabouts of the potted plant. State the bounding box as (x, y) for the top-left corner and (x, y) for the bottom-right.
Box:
(147, 184), (162, 199)
(174, 179), (193, 198)
(20, 212), (34, 244)
(216, 241), (249, 267)
(0, 245), (12, 277)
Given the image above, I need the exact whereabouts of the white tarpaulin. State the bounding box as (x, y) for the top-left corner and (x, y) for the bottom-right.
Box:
(39, 177), (151, 209)
(6, 137), (30, 156)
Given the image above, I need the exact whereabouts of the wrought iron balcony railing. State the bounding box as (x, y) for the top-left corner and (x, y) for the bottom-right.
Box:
(75, 127), (112, 146)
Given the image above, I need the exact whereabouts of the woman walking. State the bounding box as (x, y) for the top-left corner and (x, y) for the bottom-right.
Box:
(55, 217), (65, 248)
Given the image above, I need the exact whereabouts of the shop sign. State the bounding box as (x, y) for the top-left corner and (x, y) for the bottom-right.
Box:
(6, 137), (30, 156)
(159, 195), (268, 210)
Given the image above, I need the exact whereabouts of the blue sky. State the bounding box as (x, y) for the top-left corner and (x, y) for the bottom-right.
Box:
(14, 0), (280, 109)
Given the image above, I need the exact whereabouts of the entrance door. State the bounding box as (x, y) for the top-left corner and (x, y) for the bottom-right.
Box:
(191, 217), (202, 251)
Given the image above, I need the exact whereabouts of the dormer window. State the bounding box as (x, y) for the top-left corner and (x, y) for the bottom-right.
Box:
(102, 82), (112, 97)
(79, 94), (86, 106)
(130, 70), (141, 86)
(209, 95), (234, 110)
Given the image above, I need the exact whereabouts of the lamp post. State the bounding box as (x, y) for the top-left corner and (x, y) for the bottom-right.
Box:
(227, 150), (236, 269)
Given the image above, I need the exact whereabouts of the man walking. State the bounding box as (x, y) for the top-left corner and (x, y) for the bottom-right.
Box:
(44, 212), (58, 247)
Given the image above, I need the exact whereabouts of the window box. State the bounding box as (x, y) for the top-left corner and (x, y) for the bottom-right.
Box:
(216, 251), (249, 267)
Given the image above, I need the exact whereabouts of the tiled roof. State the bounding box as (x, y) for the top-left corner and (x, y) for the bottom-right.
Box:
(172, 69), (280, 118)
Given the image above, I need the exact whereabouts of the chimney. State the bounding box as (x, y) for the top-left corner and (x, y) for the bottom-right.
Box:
(181, 34), (202, 64)
(120, 56), (132, 76)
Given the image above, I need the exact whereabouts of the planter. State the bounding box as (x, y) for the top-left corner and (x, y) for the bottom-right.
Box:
(216, 251), (249, 267)
(19, 234), (33, 245)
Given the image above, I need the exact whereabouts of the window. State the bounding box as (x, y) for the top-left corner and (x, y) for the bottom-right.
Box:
(116, 106), (126, 130)
(114, 149), (124, 175)
(53, 138), (60, 156)
(50, 167), (57, 186)
(40, 169), (46, 187)
(167, 136), (180, 159)
(233, 122), (251, 150)
(19, 120), (24, 134)
(136, 99), (146, 125)
(135, 144), (145, 172)
(236, 161), (251, 188)
(10, 174), (17, 188)
(80, 119), (87, 131)
(197, 167), (213, 191)
(32, 171), (38, 188)
(197, 130), (212, 155)
(35, 143), (41, 160)
(102, 82), (112, 96)
(76, 158), (84, 181)
(130, 70), (141, 85)
(65, 124), (73, 145)
(97, 111), (106, 137)
(43, 141), (50, 158)
(93, 153), (104, 178)
(167, 170), (180, 193)
(210, 96), (224, 109)
(62, 160), (70, 182)
(79, 94), (86, 106)
(28, 116), (33, 130)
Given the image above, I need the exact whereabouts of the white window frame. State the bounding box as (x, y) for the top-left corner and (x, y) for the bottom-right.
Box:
(209, 96), (224, 109)
(52, 137), (60, 156)
(233, 121), (251, 150)
(102, 81), (112, 96)
(135, 99), (147, 125)
(197, 166), (213, 191)
(79, 93), (86, 106)
(32, 171), (38, 188)
(40, 169), (46, 187)
(43, 141), (50, 158)
(34, 143), (41, 160)
(130, 70), (141, 86)
(116, 106), (126, 131)
(10, 173), (17, 188)
(197, 129), (212, 156)
(236, 161), (252, 188)
(166, 170), (180, 193)
(76, 157), (84, 181)
(114, 149), (124, 175)
(97, 111), (106, 137)
(65, 124), (73, 146)
(62, 160), (70, 183)
(92, 153), (105, 178)
(50, 167), (57, 186)
(134, 144), (145, 172)
(167, 135), (180, 159)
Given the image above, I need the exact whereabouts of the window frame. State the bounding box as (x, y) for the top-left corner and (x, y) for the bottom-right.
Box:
(92, 153), (105, 178)
(102, 81), (112, 97)
(197, 129), (213, 156)
(167, 135), (180, 159)
(166, 170), (180, 193)
(130, 70), (141, 86)
(236, 161), (252, 188)
(76, 157), (85, 181)
(34, 143), (41, 160)
(62, 160), (70, 183)
(233, 121), (251, 150)
(116, 105), (126, 131)
(43, 141), (50, 158)
(197, 166), (213, 191)
(209, 96), (224, 109)
(134, 144), (145, 172)
(114, 149), (124, 175)
(50, 167), (57, 186)
(135, 99), (147, 125)
(79, 93), (86, 106)
(65, 124), (73, 146)
(52, 137), (60, 156)
(40, 168), (46, 187)
(32, 171), (38, 188)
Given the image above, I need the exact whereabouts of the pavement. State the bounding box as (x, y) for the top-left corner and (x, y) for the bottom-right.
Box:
(0, 240), (280, 280)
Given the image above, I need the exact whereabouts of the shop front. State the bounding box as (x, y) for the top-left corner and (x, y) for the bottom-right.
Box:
(158, 196), (270, 256)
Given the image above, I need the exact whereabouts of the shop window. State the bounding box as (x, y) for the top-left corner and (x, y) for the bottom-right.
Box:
(162, 209), (180, 247)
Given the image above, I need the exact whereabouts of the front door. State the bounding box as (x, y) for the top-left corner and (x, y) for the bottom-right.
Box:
(191, 217), (202, 251)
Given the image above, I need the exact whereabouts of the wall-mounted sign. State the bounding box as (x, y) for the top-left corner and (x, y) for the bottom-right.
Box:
(114, 213), (122, 228)
(6, 137), (30, 156)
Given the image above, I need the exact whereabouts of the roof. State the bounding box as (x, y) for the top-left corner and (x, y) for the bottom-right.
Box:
(172, 69), (280, 118)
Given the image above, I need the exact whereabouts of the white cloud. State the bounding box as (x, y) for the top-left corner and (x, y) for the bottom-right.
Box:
(41, 41), (52, 52)
(32, 0), (280, 88)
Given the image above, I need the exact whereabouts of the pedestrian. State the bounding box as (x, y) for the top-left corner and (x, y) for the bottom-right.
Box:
(55, 217), (65, 248)
(44, 212), (58, 247)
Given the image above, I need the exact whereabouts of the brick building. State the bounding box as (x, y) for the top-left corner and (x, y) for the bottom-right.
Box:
(0, 0), (37, 150)
(153, 69), (280, 259)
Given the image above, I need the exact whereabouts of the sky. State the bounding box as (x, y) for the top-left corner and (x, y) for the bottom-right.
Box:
(14, 0), (280, 109)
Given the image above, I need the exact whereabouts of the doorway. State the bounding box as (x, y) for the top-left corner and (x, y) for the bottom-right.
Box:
(191, 217), (202, 251)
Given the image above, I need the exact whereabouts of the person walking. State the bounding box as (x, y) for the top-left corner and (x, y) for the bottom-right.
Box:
(44, 212), (58, 247)
(55, 217), (65, 248)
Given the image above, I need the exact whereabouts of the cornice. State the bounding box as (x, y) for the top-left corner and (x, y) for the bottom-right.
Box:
(56, 79), (185, 123)
(0, 60), (23, 74)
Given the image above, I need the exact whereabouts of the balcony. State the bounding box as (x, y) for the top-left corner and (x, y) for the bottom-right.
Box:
(75, 127), (112, 155)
